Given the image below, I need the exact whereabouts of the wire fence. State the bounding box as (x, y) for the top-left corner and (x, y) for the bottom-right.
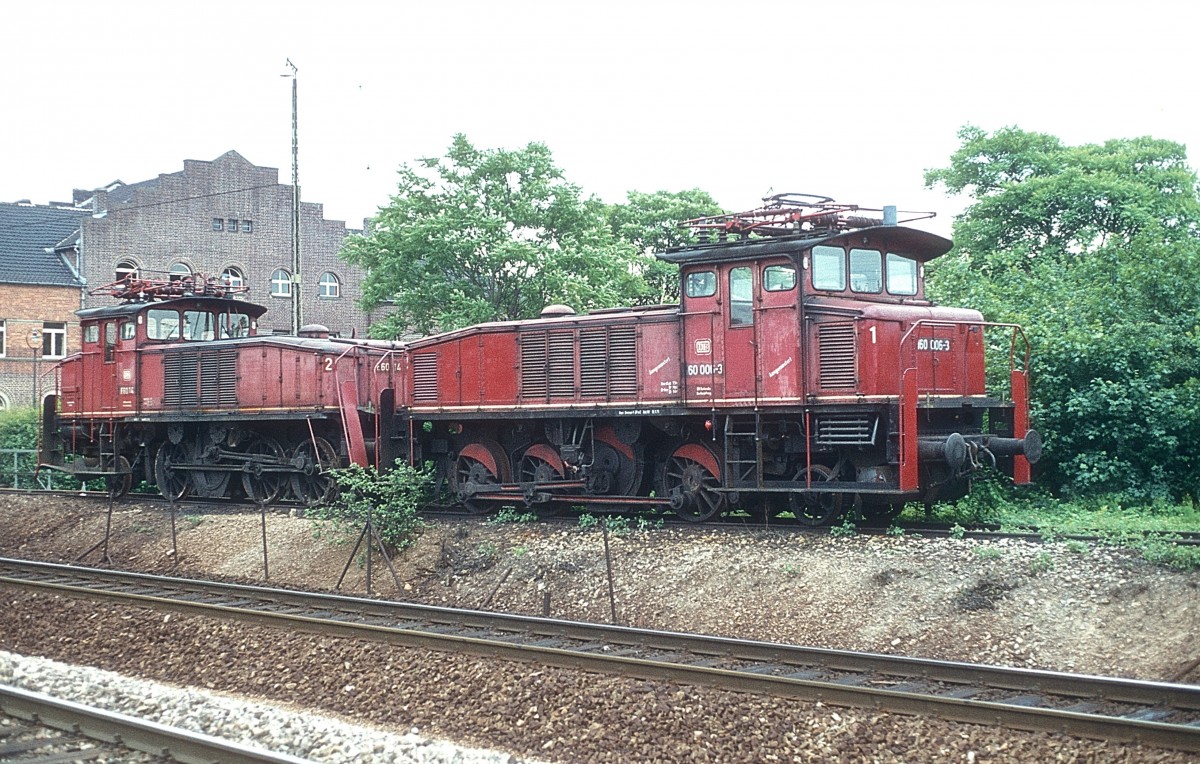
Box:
(0, 449), (62, 490)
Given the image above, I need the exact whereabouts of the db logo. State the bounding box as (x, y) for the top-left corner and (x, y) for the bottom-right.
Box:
(694, 339), (712, 356)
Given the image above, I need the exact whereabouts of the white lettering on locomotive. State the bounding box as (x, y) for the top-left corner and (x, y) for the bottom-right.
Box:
(768, 357), (793, 378)
(917, 338), (951, 352)
(694, 338), (712, 355)
(649, 357), (671, 375)
(686, 363), (724, 376)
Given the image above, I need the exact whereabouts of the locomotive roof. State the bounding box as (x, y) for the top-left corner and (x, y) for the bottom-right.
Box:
(76, 295), (268, 321)
(656, 225), (952, 266)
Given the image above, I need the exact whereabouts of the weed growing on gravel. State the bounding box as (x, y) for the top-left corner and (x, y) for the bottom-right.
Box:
(1138, 537), (1200, 570)
(1065, 540), (1089, 554)
(885, 524), (904, 537)
(489, 507), (537, 524)
(182, 514), (204, 529)
(1029, 551), (1054, 574)
(577, 513), (599, 530)
(949, 523), (967, 539)
(974, 546), (1004, 560)
(477, 541), (498, 564)
(829, 517), (857, 537)
(601, 516), (631, 535)
(634, 515), (664, 531)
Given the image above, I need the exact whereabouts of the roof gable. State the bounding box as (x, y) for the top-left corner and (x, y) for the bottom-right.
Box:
(0, 203), (86, 287)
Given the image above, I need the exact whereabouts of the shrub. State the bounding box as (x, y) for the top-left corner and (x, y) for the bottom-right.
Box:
(308, 460), (433, 552)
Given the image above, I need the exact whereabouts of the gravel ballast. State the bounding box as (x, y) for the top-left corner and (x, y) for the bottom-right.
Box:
(2, 495), (1199, 761)
(0, 650), (536, 763)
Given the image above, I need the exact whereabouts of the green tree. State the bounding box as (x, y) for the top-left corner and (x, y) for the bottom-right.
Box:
(340, 134), (649, 336)
(605, 189), (725, 303)
(925, 126), (1200, 501)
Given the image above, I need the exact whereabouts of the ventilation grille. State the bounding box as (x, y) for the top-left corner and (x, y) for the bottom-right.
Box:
(548, 332), (576, 398)
(818, 323), (857, 389)
(412, 354), (439, 402)
(580, 326), (638, 398)
(163, 348), (238, 407)
(815, 414), (876, 445)
(520, 333), (548, 400)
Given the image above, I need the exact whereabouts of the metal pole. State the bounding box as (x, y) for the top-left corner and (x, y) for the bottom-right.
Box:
(286, 59), (302, 334)
(602, 522), (618, 625)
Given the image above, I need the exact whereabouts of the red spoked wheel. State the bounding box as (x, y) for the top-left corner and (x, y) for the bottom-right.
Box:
(517, 443), (565, 485)
(451, 440), (511, 515)
(661, 441), (725, 522)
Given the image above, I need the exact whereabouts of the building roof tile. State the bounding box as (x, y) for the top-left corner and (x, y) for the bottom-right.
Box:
(0, 203), (86, 287)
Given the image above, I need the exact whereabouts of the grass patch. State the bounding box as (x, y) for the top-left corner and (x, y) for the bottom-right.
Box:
(903, 473), (1200, 570)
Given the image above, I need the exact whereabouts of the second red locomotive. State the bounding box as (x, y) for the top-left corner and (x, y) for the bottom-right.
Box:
(39, 195), (1040, 524)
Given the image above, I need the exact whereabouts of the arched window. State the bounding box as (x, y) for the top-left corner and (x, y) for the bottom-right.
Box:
(221, 266), (245, 291)
(0, 390), (9, 411)
(318, 271), (341, 298)
(115, 259), (139, 283)
(169, 262), (191, 283)
(270, 268), (292, 298)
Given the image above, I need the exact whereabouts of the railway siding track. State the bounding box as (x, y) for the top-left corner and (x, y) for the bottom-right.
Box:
(2, 557), (1198, 753)
(0, 682), (313, 763)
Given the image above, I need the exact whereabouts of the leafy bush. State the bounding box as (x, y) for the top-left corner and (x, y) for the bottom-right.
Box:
(0, 407), (38, 488)
(308, 460), (433, 552)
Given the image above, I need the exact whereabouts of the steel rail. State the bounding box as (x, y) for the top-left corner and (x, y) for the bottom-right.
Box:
(2, 557), (1198, 752)
(0, 683), (315, 764)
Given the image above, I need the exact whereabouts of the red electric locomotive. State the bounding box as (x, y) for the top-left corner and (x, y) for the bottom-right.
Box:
(39, 195), (1040, 524)
(37, 274), (403, 506)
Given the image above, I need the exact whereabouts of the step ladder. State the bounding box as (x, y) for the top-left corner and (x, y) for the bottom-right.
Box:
(722, 414), (762, 488)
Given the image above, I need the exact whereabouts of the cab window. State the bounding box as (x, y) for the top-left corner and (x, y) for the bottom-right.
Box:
(104, 322), (117, 363)
(763, 264), (796, 291)
(84, 325), (99, 344)
(182, 311), (216, 341)
(887, 254), (918, 295)
(811, 245), (846, 291)
(685, 270), (717, 298)
(849, 248), (882, 293)
(147, 309), (179, 340)
(729, 267), (753, 326)
(120, 321), (135, 341)
(219, 312), (252, 339)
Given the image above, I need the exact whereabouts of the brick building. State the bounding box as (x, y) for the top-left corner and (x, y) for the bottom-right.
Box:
(77, 150), (379, 336)
(0, 202), (87, 410)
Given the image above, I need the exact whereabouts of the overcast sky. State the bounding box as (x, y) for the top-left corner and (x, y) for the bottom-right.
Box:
(2, 1), (1196, 237)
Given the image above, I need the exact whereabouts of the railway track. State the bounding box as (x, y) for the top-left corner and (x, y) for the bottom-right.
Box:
(0, 683), (312, 763)
(1, 557), (1197, 753)
(7, 488), (1200, 547)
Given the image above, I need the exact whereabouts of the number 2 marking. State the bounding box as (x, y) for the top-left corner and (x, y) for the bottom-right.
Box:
(324, 357), (333, 372)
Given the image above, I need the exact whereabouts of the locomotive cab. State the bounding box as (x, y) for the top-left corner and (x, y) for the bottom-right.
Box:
(40, 275), (268, 494)
(659, 197), (1041, 521)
